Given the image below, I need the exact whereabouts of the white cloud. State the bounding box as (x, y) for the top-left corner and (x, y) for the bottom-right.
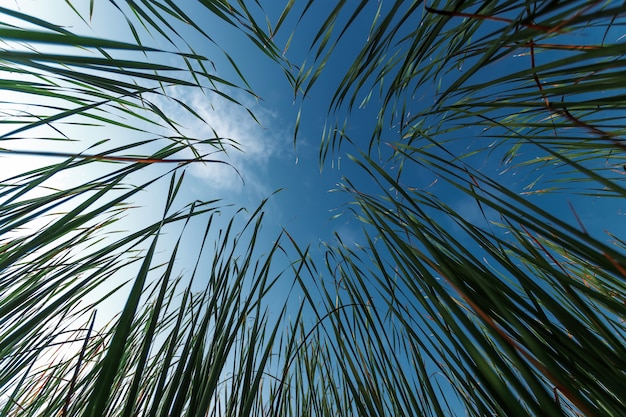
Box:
(165, 87), (288, 197)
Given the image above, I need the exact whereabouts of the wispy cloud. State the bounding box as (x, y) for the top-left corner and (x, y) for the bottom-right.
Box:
(166, 87), (289, 197)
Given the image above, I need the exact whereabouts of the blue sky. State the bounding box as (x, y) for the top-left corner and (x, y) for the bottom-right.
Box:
(2, 1), (625, 413)
(5, 0), (621, 252)
(3, 0), (624, 336)
(0, 0), (382, 339)
(2, 0), (623, 300)
(3, 2), (624, 205)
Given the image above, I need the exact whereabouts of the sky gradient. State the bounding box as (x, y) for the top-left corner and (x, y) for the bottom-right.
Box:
(1, 1), (625, 415)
